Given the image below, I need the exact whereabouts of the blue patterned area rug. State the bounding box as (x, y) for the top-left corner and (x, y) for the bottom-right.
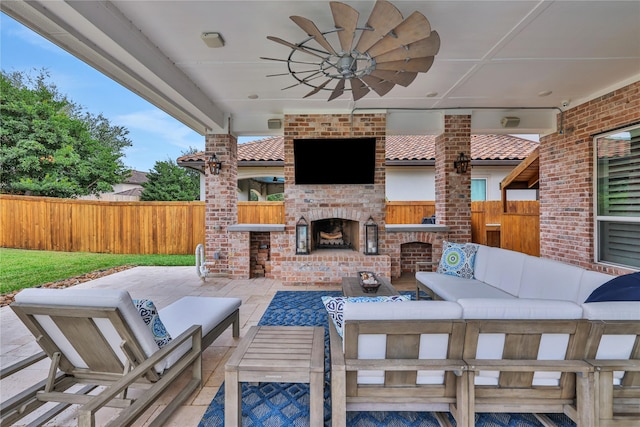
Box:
(198, 290), (576, 427)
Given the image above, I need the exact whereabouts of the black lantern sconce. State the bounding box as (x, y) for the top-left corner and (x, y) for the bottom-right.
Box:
(453, 152), (471, 174)
(364, 216), (378, 255)
(207, 153), (222, 175)
(295, 216), (309, 255)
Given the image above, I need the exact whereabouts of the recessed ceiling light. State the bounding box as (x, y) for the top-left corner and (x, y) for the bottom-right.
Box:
(538, 90), (552, 97)
(425, 92), (438, 98)
(248, 94), (259, 99)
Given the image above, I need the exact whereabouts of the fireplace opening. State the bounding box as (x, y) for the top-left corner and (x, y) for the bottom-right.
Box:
(311, 218), (359, 251)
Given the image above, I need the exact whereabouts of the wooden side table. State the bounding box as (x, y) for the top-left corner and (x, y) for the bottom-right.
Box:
(225, 326), (325, 426)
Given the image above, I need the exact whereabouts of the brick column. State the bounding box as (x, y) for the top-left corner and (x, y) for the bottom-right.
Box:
(205, 133), (238, 274)
(435, 115), (472, 242)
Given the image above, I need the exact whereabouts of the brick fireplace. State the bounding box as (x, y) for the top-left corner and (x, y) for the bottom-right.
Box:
(208, 112), (472, 286)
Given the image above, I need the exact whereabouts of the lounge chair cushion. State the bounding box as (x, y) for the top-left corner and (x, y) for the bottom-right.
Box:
(14, 288), (162, 369)
(132, 299), (173, 348)
(436, 241), (478, 279)
(321, 295), (410, 337)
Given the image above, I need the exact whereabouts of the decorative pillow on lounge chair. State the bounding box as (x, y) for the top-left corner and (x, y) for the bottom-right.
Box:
(436, 241), (478, 279)
(585, 272), (640, 303)
(132, 299), (172, 348)
(321, 295), (410, 338)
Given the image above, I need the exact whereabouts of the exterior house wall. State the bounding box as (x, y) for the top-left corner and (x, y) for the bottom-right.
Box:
(540, 81), (639, 275)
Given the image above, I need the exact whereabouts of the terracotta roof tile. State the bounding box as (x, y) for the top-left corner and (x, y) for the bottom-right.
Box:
(177, 134), (538, 164)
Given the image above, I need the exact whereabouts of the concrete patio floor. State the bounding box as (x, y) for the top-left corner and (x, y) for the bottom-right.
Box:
(0, 266), (415, 426)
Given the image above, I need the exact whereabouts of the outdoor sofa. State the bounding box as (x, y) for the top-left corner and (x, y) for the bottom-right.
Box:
(1, 288), (241, 427)
(328, 243), (640, 427)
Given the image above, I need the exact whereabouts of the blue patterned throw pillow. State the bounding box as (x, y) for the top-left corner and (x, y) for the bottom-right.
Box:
(436, 241), (478, 279)
(321, 295), (410, 337)
(132, 299), (172, 348)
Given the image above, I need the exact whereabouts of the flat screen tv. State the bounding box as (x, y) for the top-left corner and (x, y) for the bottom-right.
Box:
(293, 138), (376, 185)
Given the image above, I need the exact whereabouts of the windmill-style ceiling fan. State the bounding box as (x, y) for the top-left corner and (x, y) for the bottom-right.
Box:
(262, 0), (440, 102)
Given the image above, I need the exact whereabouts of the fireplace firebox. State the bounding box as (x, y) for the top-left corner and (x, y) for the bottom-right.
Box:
(311, 218), (359, 251)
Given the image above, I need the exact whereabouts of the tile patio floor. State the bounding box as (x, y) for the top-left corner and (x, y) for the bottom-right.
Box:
(0, 266), (415, 426)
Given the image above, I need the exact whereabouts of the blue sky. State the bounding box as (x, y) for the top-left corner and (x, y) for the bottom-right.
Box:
(1, 13), (207, 173)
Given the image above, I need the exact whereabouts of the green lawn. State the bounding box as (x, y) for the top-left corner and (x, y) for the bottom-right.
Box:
(0, 248), (193, 294)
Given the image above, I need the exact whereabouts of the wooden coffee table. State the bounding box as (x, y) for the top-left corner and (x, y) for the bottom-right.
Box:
(341, 276), (399, 297)
(225, 326), (325, 426)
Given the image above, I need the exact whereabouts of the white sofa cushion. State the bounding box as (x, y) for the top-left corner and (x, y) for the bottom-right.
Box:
(343, 300), (463, 321)
(457, 298), (583, 319)
(416, 271), (516, 301)
(518, 256), (584, 302)
(581, 301), (640, 320)
(479, 247), (527, 296)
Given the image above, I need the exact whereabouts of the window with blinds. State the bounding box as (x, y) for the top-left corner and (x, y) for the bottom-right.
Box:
(595, 125), (640, 269)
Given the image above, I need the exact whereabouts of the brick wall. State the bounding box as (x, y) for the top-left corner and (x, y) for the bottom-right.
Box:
(273, 113), (391, 285)
(540, 81), (639, 275)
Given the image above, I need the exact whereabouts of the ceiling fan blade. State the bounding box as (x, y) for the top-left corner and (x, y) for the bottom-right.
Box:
(355, 0), (404, 54)
(280, 71), (323, 90)
(372, 31), (440, 63)
(290, 15), (336, 55)
(267, 36), (325, 59)
(376, 56), (434, 73)
(366, 12), (434, 58)
(370, 69), (417, 87)
(350, 78), (370, 101)
(361, 75), (395, 97)
(328, 79), (346, 101)
(260, 57), (322, 66)
(330, 2), (359, 52)
(304, 79), (332, 98)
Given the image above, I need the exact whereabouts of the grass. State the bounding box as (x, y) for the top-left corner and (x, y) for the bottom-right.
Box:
(0, 248), (193, 294)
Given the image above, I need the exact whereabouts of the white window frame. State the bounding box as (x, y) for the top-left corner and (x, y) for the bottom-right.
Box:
(593, 123), (640, 269)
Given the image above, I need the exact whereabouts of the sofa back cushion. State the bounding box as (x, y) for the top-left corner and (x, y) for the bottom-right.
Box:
(518, 256), (584, 302)
(477, 247), (526, 296)
(577, 270), (617, 303)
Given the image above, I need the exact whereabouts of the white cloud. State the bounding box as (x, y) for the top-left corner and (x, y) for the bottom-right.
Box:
(115, 109), (203, 150)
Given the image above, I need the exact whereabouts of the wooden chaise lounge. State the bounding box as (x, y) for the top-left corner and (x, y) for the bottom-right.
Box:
(1, 288), (241, 427)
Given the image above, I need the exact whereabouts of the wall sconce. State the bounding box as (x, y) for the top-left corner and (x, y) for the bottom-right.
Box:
(453, 152), (470, 174)
(207, 153), (222, 175)
(296, 216), (309, 255)
(364, 216), (378, 255)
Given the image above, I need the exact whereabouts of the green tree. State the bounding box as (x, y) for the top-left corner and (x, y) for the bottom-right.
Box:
(140, 150), (200, 201)
(0, 70), (131, 198)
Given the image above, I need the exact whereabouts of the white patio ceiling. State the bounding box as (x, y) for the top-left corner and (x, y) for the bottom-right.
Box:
(2, 0), (639, 137)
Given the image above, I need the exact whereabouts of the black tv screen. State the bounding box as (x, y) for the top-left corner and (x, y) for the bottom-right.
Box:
(293, 138), (376, 185)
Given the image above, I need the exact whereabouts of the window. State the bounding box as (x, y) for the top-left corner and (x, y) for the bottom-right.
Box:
(471, 178), (487, 201)
(595, 124), (640, 269)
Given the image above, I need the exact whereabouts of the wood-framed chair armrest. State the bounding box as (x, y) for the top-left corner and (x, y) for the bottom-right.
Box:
(464, 358), (594, 374)
(416, 261), (438, 272)
(328, 317), (345, 371)
(585, 359), (640, 372)
(78, 325), (202, 424)
(346, 359), (467, 375)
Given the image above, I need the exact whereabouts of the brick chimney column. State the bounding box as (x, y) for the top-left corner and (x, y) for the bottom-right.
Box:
(205, 133), (238, 273)
(435, 114), (472, 242)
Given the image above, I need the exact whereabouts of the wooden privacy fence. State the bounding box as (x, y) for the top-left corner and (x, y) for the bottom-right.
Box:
(1, 196), (539, 256)
(0, 195), (205, 254)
